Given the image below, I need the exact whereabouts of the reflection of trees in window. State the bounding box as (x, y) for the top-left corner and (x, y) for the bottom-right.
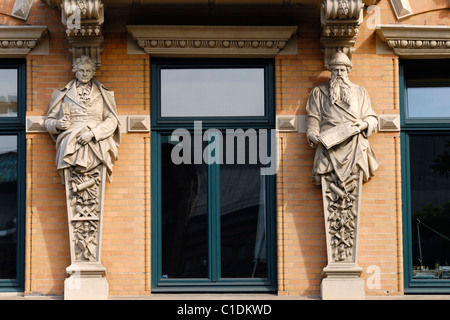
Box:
(431, 140), (450, 177)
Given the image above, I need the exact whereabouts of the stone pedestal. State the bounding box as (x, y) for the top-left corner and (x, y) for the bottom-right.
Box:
(320, 171), (366, 300)
(320, 263), (365, 300)
(64, 262), (108, 300)
(63, 166), (109, 300)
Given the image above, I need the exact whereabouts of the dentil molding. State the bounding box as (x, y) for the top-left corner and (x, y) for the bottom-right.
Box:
(127, 25), (298, 58)
(377, 24), (450, 58)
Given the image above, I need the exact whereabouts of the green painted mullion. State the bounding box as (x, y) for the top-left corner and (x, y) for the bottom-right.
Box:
(206, 131), (221, 282)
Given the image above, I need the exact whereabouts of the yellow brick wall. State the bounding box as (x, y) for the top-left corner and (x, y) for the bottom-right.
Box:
(16, 0), (450, 296)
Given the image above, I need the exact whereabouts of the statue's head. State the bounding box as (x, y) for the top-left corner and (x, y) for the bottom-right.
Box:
(329, 52), (353, 104)
(329, 52), (352, 81)
(73, 55), (96, 84)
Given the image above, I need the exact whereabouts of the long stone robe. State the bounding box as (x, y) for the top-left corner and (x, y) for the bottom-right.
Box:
(306, 82), (379, 184)
(45, 79), (121, 182)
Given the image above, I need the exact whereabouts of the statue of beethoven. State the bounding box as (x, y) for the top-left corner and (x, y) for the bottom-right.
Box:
(306, 52), (379, 263)
(45, 55), (120, 264)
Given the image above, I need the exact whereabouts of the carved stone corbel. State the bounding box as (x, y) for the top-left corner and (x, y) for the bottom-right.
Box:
(61, 0), (104, 67)
(320, 0), (364, 69)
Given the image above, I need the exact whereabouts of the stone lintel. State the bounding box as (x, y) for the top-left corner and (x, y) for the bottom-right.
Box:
(0, 26), (48, 57)
(127, 25), (298, 58)
(377, 24), (450, 58)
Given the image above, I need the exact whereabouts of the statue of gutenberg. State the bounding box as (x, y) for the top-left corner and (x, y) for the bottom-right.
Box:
(306, 52), (379, 263)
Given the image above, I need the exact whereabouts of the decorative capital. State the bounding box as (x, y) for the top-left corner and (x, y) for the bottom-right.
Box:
(61, 0), (104, 67)
(320, 0), (363, 69)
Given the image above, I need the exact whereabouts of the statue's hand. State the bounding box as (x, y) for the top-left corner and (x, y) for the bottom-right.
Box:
(56, 116), (71, 131)
(353, 121), (368, 132)
(77, 130), (94, 145)
(308, 133), (320, 147)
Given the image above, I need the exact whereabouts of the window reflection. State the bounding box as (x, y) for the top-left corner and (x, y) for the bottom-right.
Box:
(407, 87), (450, 118)
(161, 68), (265, 117)
(0, 135), (17, 279)
(0, 70), (18, 117)
(161, 135), (209, 279)
(410, 135), (450, 280)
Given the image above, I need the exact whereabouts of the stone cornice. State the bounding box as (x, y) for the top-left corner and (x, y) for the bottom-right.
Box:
(376, 24), (450, 58)
(127, 25), (298, 58)
(0, 26), (48, 56)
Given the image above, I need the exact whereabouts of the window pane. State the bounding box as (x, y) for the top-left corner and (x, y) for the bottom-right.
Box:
(407, 87), (450, 118)
(0, 135), (17, 280)
(0, 70), (17, 118)
(219, 136), (267, 279)
(161, 135), (209, 279)
(410, 134), (450, 280)
(161, 68), (265, 117)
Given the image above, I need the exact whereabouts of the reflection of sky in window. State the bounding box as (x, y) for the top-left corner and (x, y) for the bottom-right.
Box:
(0, 69), (18, 117)
(0, 136), (17, 154)
(161, 68), (265, 117)
(407, 87), (450, 118)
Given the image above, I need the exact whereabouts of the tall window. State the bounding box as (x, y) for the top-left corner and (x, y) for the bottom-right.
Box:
(0, 60), (25, 291)
(151, 59), (277, 292)
(401, 60), (450, 293)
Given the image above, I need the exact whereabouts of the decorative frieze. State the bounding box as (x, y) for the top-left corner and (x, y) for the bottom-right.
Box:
(0, 26), (47, 56)
(377, 24), (450, 58)
(127, 25), (297, 58)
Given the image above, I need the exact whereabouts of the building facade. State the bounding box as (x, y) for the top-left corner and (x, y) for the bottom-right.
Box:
(0, 0), (449, 298)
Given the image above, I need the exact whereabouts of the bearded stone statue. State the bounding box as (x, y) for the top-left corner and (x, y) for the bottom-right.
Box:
(306, 52), (379, 299)
(306, 52), (379, 186)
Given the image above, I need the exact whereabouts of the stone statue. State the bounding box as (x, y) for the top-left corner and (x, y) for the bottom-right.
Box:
(306, 52), (378, 299)
(45, 55), (120, 299)
(45, 55), (120, 184)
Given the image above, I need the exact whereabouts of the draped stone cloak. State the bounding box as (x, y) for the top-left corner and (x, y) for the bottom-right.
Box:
(45, 79), (121, 182)
(305, 82), (379, 185)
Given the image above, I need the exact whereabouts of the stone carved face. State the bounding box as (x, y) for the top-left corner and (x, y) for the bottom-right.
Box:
(330, 65), (349, 82)
(75, 63), (95, 84)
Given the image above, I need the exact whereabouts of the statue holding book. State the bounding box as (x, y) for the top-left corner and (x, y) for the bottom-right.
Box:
(306, 52), (379, 290)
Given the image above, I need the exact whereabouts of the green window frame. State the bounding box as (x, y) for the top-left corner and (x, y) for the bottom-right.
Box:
(0, 59), (26, 292)
(401, 59), (450, 293)
(150, 59), (277, 292)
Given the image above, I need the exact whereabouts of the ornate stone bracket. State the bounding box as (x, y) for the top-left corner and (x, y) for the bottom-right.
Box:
(0, 26), (47, 57)
(127, 25), (298, 58)
(61, 0), (104, 67)
(377, 24), (450, 59)
(320, 0), (363, 69)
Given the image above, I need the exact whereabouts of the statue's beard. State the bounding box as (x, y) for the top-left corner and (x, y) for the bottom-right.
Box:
(330, 76), (352, 105)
